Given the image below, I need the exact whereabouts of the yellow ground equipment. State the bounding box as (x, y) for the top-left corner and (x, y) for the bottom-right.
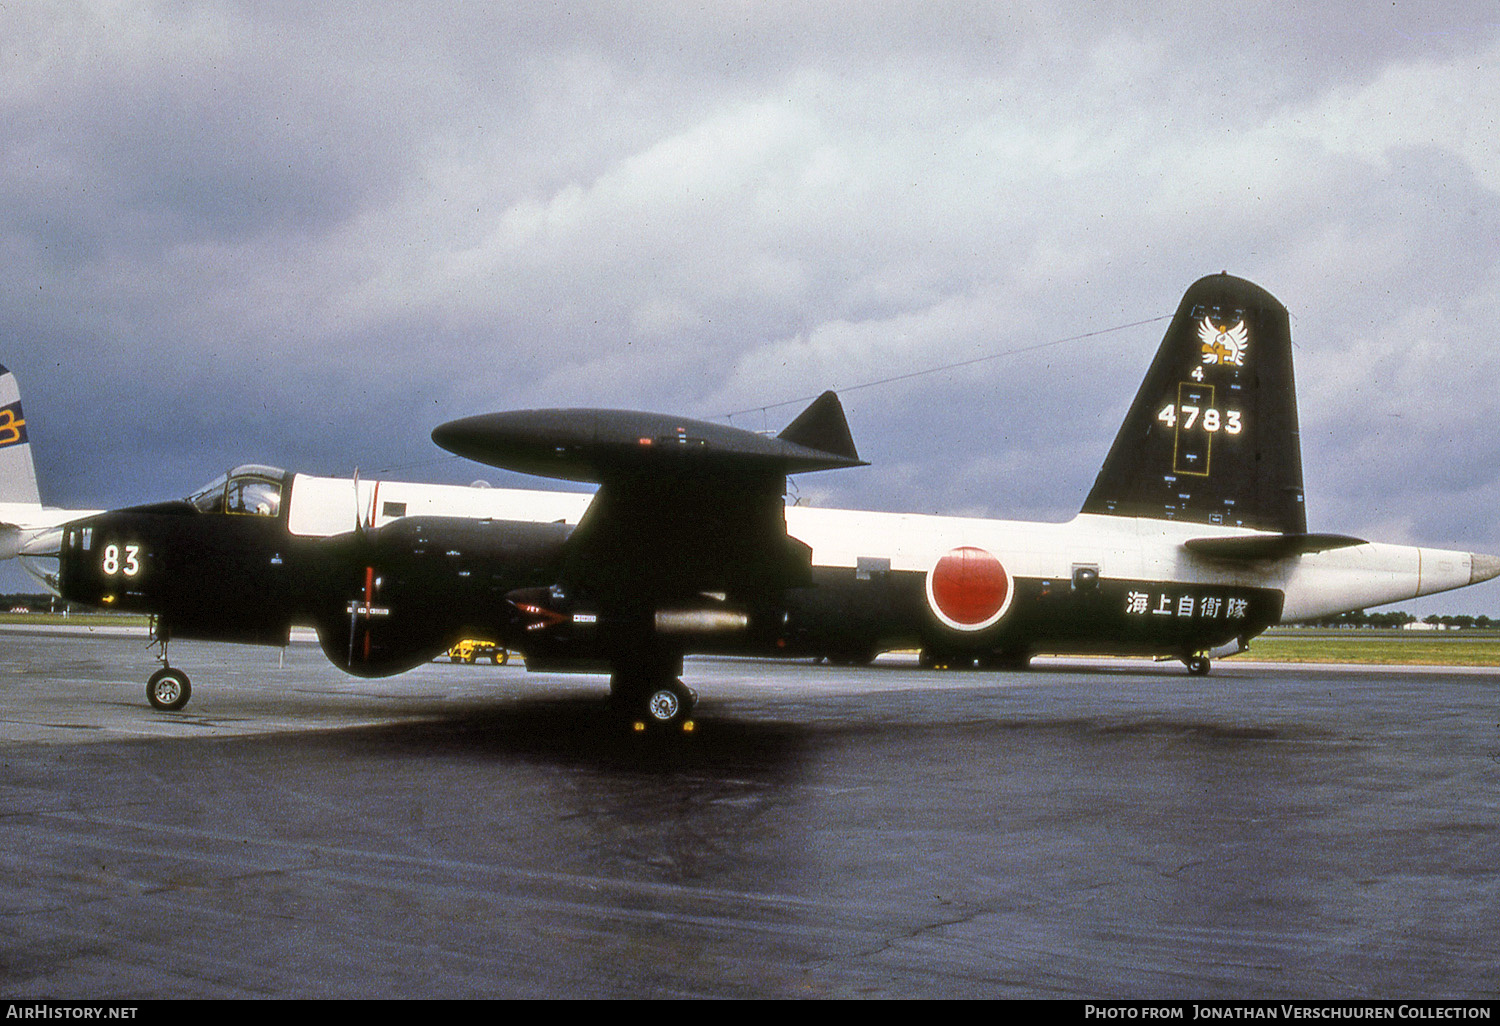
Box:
(446, 640), (510, 665)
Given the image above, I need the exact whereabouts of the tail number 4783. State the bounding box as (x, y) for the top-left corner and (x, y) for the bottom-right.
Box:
(1157, 403), (1242, 434)
(102, 543), (142, 577)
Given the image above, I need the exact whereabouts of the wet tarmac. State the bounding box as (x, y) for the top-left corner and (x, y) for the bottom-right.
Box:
(2, 626), (1498, 999)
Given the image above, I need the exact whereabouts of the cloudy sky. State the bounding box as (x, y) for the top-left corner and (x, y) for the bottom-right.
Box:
(3, 1), (1498, 614)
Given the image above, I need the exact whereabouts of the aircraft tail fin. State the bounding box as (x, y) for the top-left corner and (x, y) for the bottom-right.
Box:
(777, 391), (861, 463)
(1081, 274), (1306, 534)
(0, 364), (41, 507)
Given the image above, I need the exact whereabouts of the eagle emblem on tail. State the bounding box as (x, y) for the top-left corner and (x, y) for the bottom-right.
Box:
(1199, 317), (1248, 367)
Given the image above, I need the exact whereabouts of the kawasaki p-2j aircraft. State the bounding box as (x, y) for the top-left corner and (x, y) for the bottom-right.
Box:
(19, 274), (1500, 728)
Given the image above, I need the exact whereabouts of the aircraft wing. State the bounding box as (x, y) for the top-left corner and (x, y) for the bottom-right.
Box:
(432, 391), (865, 605)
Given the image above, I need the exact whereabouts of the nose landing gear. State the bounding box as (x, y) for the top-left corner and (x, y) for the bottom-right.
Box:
(146, 666), (192, 710)
(145, 625), (192, 711)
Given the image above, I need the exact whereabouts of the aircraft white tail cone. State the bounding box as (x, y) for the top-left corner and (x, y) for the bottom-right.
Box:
(1472, 553), (1500, 586)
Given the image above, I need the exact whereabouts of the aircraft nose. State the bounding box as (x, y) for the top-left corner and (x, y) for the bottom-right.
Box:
(1471, 552), (1500, 585)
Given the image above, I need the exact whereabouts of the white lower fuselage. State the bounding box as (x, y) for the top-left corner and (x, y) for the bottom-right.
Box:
(784, 507), (1484, 622)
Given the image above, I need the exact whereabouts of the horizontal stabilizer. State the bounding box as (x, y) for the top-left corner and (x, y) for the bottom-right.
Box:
(1184, 533), (1367, 560)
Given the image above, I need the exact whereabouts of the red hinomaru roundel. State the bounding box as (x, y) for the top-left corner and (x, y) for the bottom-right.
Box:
(925, 546), (1014, 631)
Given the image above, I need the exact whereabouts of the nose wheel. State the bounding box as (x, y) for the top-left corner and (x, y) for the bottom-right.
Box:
(145, 626), (192, 710)
(147, 667), (192, 710)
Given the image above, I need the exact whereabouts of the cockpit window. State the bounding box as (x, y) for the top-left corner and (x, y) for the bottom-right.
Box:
(186, 465), (287, 517)
(187, 473), (229, 513)
(228, 476), (281, 516)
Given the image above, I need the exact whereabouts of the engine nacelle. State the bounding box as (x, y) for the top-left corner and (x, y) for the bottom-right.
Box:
(312, 516), (572, 676)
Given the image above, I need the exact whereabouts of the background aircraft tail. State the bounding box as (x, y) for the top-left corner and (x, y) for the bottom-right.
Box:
(1080, 273), (1306, 534)
(0, 363), (41, 507)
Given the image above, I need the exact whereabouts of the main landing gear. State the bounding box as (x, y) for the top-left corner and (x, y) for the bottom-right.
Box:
(610, 671), (697, 733)
(1183, 655), (1212, 676)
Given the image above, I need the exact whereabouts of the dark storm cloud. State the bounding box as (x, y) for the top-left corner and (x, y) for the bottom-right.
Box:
(3, 1), (1499, 614)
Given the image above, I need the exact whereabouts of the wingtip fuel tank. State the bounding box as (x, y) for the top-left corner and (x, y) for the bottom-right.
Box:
(431, 392), (867, 484)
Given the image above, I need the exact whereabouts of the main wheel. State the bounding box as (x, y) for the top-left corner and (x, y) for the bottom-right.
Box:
(147, 668), (192, 711)
(1185, 655), (1211, 676)
(647, 680), (697, 722)
(646, 686), (682, 722)
(613, 674), (697, 731)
